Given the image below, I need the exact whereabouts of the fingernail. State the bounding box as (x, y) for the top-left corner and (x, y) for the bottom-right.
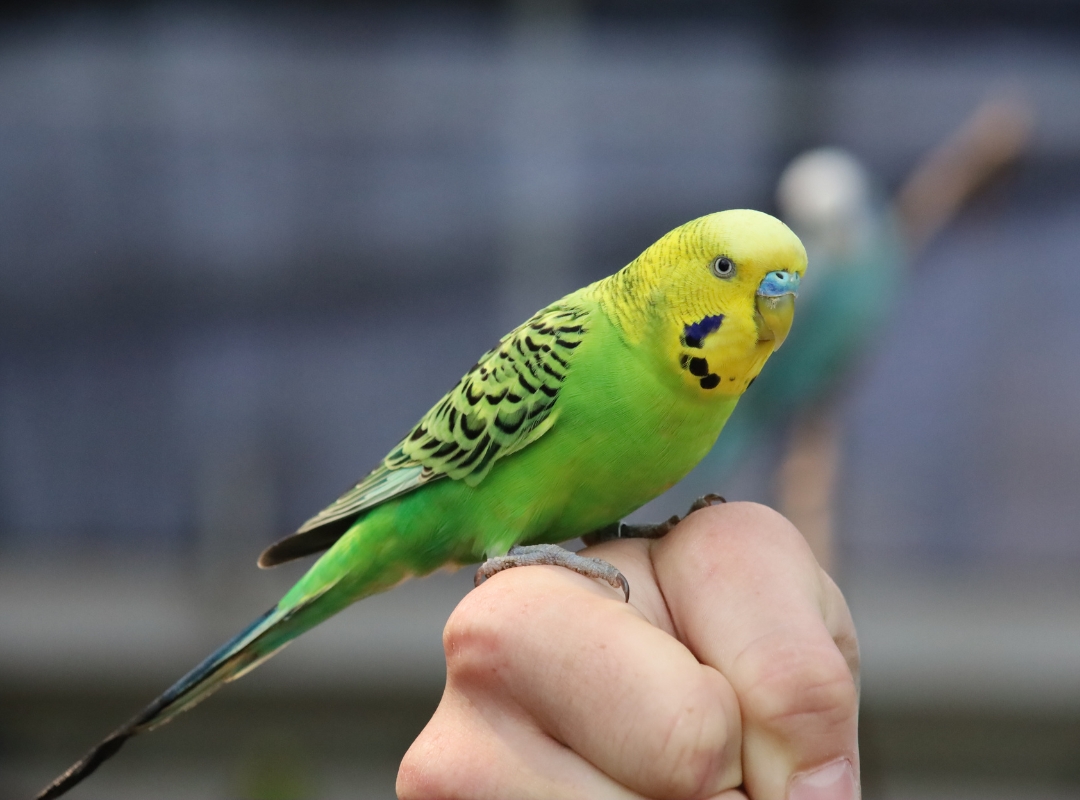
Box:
(788, 759), (857, 800)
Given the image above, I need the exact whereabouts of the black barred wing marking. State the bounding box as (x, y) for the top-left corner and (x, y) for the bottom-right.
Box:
(389, 302), (588, 486)
(264, 302), (588, 564)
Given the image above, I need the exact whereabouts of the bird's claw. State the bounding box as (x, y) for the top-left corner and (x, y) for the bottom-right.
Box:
(687, 493), (727, 513)
(475, 544), (630, 602)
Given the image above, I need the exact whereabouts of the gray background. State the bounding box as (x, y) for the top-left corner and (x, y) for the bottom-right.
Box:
(2, 2), (1079, 798)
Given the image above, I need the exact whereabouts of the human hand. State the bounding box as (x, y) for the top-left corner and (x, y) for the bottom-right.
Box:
(397, 502), (860, 800)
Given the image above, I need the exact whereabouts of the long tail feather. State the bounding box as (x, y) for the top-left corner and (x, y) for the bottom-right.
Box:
(35, 586), (334, 800)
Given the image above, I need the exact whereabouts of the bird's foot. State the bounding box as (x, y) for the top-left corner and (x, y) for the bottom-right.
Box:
(581, 493), (726, 546)
(474, 544), (630, 602)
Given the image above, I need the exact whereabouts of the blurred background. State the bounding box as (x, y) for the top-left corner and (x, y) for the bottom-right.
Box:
(1, 1), (1079, 798)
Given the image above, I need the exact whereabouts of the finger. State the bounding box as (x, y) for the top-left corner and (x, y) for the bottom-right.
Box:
(651, 502), (860, 800)
(819, 569), (861, 696)
(398, 685), (651, 800)
(439, 555), (744, 800)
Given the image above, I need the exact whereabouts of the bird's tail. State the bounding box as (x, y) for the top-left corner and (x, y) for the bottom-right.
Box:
(34, 582), (337, 800)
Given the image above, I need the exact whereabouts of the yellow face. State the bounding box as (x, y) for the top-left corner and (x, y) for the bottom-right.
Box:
(608, 209), (808, 398)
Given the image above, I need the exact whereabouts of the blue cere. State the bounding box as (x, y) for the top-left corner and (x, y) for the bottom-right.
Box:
(756, 270), (801, 298)
(682, 314), (724, 348)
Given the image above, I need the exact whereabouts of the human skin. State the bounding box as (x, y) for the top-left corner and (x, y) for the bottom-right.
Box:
(397, 502), (860, 800)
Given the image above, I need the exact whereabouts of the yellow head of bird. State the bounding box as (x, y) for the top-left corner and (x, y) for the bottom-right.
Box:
(604, 209), (807, 396)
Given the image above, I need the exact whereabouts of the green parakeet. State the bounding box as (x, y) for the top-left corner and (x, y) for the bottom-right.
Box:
(37, 209), (806, 799)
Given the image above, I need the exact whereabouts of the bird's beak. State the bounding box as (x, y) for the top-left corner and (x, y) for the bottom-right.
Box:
(755, 271), (800, 350)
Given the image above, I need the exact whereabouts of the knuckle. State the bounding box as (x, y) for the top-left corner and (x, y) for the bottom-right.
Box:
(648, 672), (739, 798)
(395, 746), (438, 800)
(442, 601), (501, 680)
(737, 638), (858, 733)
(398, 697), (503, 800)
(397, 725), (471, 800)
(441, 584), (522, 687)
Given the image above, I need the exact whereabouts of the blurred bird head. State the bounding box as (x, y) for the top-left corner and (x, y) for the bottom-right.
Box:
(604, 209), (807, 396)
(777, 147), (875, 276)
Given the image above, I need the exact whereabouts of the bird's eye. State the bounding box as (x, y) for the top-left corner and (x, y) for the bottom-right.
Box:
(710, 256), (736, 278)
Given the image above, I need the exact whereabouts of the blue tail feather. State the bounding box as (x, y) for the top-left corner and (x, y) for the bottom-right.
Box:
(35, 599), (297, 800)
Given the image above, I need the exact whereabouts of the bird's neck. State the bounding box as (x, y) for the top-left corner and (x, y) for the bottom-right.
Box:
(593, 254), (662, 347)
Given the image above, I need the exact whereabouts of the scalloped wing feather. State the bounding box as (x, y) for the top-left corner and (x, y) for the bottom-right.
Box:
(259, 301), (589, 567)
(388, 303), (588, 487)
